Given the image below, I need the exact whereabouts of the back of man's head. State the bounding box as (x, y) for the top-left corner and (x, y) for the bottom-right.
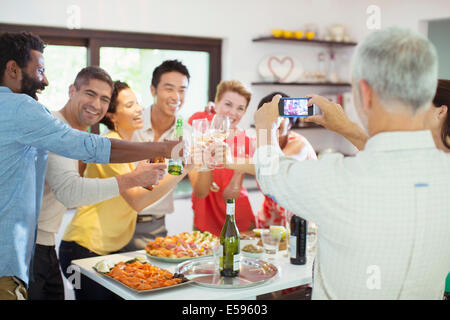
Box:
(351, 27), (438, 113)
(0, 32), (45, 84)
(151, 60), (190, 89)
(73, 66), (113, 92)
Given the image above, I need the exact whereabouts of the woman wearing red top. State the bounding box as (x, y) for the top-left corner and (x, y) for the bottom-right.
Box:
(188, 80), (256, 236)
(224, 92), (317, 228)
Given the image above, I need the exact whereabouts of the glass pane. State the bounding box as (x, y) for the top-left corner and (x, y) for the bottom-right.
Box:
(100, 47), (209, 128)
(39, 45), (87, 111)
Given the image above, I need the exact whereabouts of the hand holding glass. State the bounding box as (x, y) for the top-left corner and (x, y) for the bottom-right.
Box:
(192, 119), (210, 171)
(209, 115), (230, 168)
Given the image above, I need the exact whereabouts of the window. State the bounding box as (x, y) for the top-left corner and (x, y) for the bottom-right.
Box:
(39, 45), (87, 111)
(99, 47), (210, 121)
(0, 23), (222, 133)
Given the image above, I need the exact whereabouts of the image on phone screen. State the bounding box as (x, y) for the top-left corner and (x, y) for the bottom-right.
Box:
(279, 98), (313, 117)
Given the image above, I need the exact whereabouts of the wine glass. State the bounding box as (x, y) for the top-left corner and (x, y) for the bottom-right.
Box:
(208, 115), (230, 169)
(209, 115), (230, 143)
(192, 118), (210, 145)
(192, 119), (210, 172)
(209, 238), (221, 277)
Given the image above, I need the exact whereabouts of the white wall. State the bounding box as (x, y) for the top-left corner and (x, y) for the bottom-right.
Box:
(2, 0), (450, 153)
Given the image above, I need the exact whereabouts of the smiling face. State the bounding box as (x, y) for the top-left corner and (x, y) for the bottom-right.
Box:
(68, 78), (112, 129)
(21, 50), (49, 100)
(108, 88), (143, 134)
(151, 71), (188, 118)
(215, 91), (248, 129)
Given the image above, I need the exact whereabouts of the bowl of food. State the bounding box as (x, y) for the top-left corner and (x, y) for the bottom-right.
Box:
(240, 238), (258, 249)
(241, 243), (264, 259)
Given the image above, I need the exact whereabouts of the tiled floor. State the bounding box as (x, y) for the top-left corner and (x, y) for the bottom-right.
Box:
(55, 178), (265, 300)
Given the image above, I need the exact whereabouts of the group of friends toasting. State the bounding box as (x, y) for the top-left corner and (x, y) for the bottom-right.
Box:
(1, 27), (449, 300)
(0, 33), (316, 300)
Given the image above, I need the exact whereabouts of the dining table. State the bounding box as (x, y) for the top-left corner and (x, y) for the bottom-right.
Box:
(71, 249), (314, 300)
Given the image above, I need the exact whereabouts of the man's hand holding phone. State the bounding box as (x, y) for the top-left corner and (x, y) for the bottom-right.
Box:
(304, 94), (350, 133)
(304, 94), (368, 150)
(254, 94), (280, 130)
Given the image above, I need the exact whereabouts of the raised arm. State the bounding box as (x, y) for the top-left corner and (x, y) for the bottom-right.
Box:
(253, 94), (337, 225)
(188, 169), (214, 199)
(304, 94), (368, 151)
(108, 138), (180, 163)
(14, 98), (182, 164)
(121, 164), (194, 212)
(224, 157), (256, 175)
(222, 171), (245, 200)
(46, 153), (167, 208)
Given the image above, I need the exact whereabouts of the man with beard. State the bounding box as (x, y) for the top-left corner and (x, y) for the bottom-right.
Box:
(0, 32), (183, 300)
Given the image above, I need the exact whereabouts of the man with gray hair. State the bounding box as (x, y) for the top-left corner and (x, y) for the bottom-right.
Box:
(253, 27), (450, 299)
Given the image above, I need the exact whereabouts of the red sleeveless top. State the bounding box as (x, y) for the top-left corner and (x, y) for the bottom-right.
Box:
(188, 112), (256, 236)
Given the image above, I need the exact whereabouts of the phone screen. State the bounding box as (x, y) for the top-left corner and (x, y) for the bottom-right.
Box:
(279, 98), (313, 117)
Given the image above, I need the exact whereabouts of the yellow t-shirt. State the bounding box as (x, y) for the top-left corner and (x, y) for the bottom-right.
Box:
(62, 131), (137, 255)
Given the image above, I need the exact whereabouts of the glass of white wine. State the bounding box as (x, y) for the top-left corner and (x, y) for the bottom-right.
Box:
(192, 119), (210, 171)
(208, 115), (230, 168)
(209, 115), (231, 142)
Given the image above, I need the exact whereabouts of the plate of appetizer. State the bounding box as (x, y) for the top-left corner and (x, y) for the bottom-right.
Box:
(145, 231), (219, 263)
(93, 256), (190, 293)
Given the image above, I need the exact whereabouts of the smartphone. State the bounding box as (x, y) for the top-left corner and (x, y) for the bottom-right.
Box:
(278, 97), (315, 117)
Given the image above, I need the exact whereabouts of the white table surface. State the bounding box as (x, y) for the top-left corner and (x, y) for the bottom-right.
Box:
(71, 250), (314, 300)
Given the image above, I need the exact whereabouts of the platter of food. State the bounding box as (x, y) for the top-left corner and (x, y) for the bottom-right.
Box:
(145, 231), (219, 263)
(93, 256), (190, 293)
(175, 256), (278, 289)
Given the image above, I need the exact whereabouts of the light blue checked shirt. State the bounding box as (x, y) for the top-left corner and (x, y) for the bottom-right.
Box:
(0, 86), (111, 285)
(255, 130), (450, 299)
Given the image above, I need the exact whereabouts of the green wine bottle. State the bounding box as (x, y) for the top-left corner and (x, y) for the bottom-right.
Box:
(168, 118), (183, 175)
(219, 198), (240, 277)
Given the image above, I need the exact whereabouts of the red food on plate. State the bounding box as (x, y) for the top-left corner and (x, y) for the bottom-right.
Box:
(105, 260), (182, 291)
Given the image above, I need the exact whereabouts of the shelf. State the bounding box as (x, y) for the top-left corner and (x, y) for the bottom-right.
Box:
(251, 82), (351, 87)
(252, 36), (357, 47)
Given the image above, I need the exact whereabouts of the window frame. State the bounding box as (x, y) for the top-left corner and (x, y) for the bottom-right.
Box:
(0, 23), (222, 133)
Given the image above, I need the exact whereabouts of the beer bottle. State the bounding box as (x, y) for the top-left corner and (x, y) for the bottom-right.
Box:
(168, 118), (183, 175)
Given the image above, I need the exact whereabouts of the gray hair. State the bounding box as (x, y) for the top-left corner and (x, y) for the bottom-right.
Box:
(351, 27), (438, 113)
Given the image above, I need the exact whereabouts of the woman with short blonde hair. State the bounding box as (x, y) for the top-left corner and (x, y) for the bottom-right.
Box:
(188, 80), (256, 236)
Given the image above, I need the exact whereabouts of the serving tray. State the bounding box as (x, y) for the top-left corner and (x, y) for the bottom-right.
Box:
(175, 256), (278, 289)
(93, 258), (191, 294)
